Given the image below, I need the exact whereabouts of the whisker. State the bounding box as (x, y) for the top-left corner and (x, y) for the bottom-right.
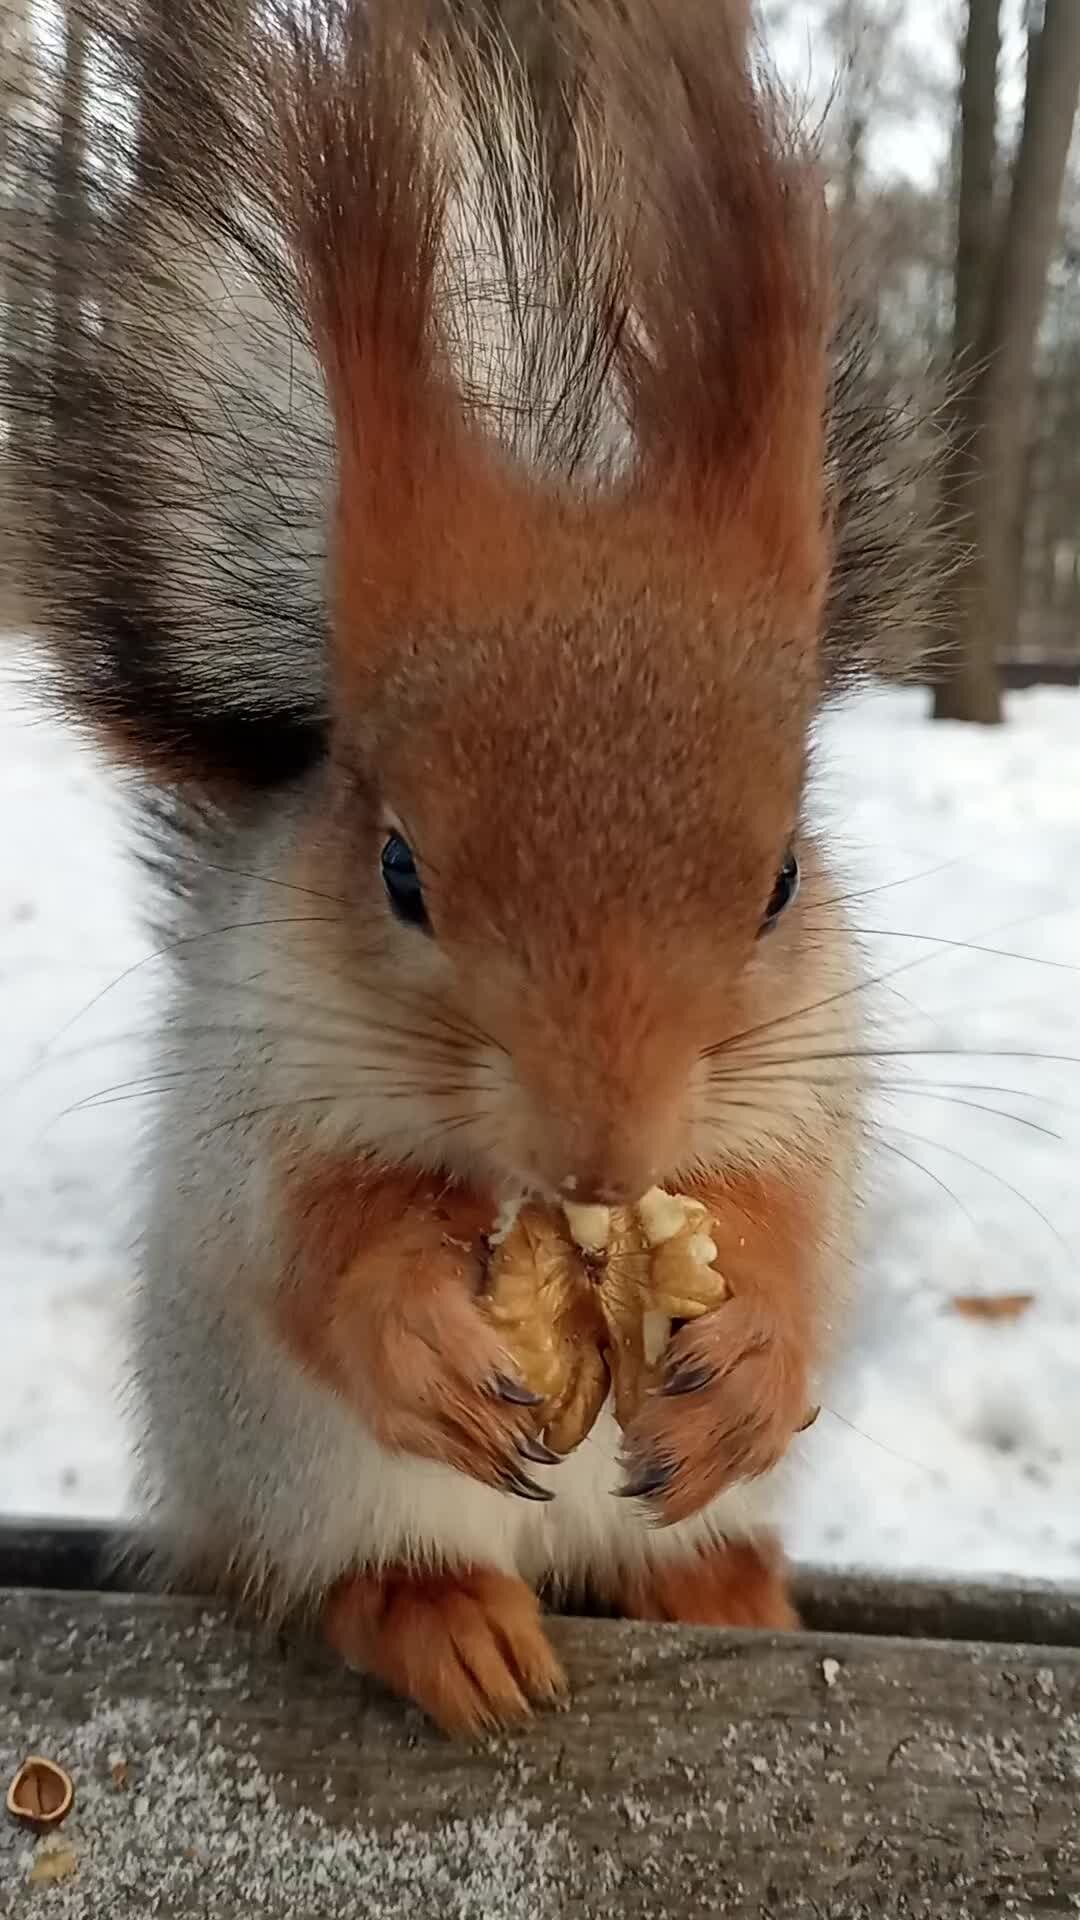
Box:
(881, 1123), (1073, 1263)
(812, 856), (968, 912)
(35, 1013), (494, 1077)
(14, 913), (345, 1089)
(170, 849), (355, 912)
(710, 1044), (1080, 1075)
(815, 924), (1080, 976)
(896, 1077), (1080, 1116)
(817, 1405), (938, 1478)
(877, 1137), (984, 1242)
(704, 940), (961, 1062)
(710, 881), (1080, 1065)
(879, 1090), (1061, 1140)
(703, 1066), (1065, 1142)
(54, 1054), (502, 1118)
(313, 945), (508, 1056)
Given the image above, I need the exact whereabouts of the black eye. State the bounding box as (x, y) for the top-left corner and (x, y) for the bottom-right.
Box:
(760, 848), (800, 935)
(381, 832), (430, 932)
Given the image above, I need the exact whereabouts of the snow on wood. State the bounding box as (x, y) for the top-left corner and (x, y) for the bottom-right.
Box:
(3, 1586), (1080, 1918)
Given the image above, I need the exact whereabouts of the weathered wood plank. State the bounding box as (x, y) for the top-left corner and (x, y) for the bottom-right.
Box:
(3, 1586), (1080, 1917)
(6, 1518), (1080, 1647)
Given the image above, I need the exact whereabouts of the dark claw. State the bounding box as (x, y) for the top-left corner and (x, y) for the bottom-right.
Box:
(661, 1361), (717, 1398)
(491, 1370), (544, 1407)
(502, 1466), (556, 1503)
(619, 1457), (677, 1501)
(517, 1433), (564, 1467)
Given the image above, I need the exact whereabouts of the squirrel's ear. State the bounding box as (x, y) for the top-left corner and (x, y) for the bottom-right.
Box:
(268, 2), (466, 629)
(579, 0), (832, 597)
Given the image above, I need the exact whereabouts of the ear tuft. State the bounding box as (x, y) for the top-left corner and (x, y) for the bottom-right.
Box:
(575, 0), (832, 583)
(266, 1), (456, 533)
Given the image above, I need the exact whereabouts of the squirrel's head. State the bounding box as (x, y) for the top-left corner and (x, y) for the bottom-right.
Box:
(278, 0), (846, 1202)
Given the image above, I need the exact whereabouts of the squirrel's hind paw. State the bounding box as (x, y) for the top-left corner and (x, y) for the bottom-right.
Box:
(323, 1565), (567, 1736)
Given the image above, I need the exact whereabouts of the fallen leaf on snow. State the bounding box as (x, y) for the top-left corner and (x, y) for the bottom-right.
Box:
(950, 1293), (1035, 1322)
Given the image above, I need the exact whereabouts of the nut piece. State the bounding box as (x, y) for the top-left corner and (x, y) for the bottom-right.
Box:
(562, 1202), (612, 1253)
(485, 1207), (611, 1455)
(635, 1187), (704, 1247)
(485, 1189), (729, 1455)
(600, 1191), (729, 1425)
(27, 1836), (79, 1886)
(6, 1756), (74, 1832)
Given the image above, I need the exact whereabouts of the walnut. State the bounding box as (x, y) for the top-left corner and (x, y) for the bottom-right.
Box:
(484, 1188), (728, 1455)
(6, 1757), (74, 1832)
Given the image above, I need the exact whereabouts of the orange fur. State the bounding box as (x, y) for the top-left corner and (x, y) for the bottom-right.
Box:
(619, 1536), (799, 1631)
(268, 2), (453, 547)
(621, 1164), (827, 1524)
(13, 0), (887, 1742)
(270, 1), (830, 677)
(263, 0), (833, 1209)
(275, 1160), (543, 1487)
(585, 0), (830, 574)
(264, 2), (833, 1209)
(323, 1563), (567, 1735)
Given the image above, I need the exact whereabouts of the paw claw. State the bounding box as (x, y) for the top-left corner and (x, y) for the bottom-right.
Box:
(517, 1433), (564, 1467)
(660, 1361), (717, 1398)
(619, 1456), (677, 1501)
(491, 1371), (545, 1407)
(501, 1466), (555, 1502)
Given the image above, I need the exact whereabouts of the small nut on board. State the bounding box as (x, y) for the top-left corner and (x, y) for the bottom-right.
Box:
(6, 1756), (74, 1832)
(27, 1836), (79, 1886)
(484, 1188), (729, 1455)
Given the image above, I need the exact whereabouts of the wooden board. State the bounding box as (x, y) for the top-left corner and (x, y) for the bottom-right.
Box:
(7, 1517), (1080, 1644)
(4, 1583), (1080, 1917)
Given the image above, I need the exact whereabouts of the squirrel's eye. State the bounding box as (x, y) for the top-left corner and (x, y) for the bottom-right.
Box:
(381, 832), (430, 933)
(760, 848), (800, 935)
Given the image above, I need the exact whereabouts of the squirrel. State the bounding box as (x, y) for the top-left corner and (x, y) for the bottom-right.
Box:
(1, 0), (930, 1733)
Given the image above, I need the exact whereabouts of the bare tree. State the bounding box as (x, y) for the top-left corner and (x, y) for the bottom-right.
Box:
(822, 0), (901, 219)
(951, 0), (1000, 366)
(934, 0), (1080, 722)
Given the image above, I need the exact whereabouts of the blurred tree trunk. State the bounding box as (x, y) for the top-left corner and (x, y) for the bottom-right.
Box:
(933, 0), (1001, 721)
(951, 0), (1000, 366)
(832, 0), (870, 219)
(934, 0), (1080, 722)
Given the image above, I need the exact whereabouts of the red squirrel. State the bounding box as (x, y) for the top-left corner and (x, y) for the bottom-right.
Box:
(3, 0), (928, 1733)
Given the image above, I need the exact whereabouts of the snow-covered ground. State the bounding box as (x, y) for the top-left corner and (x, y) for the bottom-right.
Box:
(1, 662), (1078, 1581)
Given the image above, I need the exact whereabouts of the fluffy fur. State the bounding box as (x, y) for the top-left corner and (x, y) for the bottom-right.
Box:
(0, 0), (928, 1726)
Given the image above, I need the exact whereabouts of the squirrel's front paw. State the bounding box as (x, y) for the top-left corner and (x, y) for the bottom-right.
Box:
(619, 1299), (810, 1525)
(356, 1221), (560, 1502)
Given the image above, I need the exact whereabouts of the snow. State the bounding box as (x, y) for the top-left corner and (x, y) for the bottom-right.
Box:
(5, 1639), (577, 1917)
(1, 660), (1078, 1583)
